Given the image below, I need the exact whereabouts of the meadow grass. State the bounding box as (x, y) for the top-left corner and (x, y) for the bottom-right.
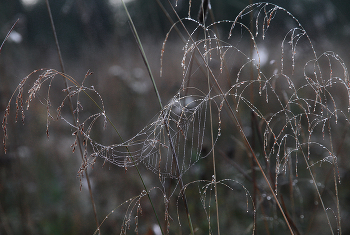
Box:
(2, 1), (350, 234)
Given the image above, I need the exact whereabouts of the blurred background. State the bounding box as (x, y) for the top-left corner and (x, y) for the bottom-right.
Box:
(1, 0), (350, 234)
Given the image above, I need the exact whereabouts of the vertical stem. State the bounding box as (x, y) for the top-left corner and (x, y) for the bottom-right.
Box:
(198, 1), (220, 233)
(248, 2), (258, 223)
(208, 67), (220, 235)
(45, 0), (65, 73)
(44, 0), (100, 233)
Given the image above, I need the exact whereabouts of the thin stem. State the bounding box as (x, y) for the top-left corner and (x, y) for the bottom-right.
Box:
(121, 0), (163, 110)
(45, 0), (65, 73)
(0, 18), (19, 54)
(44, 0), (100, 233)
(200, 1), (220, 233)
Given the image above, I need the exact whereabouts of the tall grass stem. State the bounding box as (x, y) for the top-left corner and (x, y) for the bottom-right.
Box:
(44, 0), (100, 233)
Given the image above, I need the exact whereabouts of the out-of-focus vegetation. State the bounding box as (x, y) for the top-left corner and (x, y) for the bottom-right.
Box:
(1, 0), (350, 234)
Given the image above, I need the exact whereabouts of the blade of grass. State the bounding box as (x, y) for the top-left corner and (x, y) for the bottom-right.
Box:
(121, 0), (163, 110)
(0, 18), (19, 55)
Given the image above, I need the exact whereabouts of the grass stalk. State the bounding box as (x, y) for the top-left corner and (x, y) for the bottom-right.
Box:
(0, 19), (19, 55)
(200, 1), (221, 233)
(121, 0), (163, 110)
(44, 0), (100, 233)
